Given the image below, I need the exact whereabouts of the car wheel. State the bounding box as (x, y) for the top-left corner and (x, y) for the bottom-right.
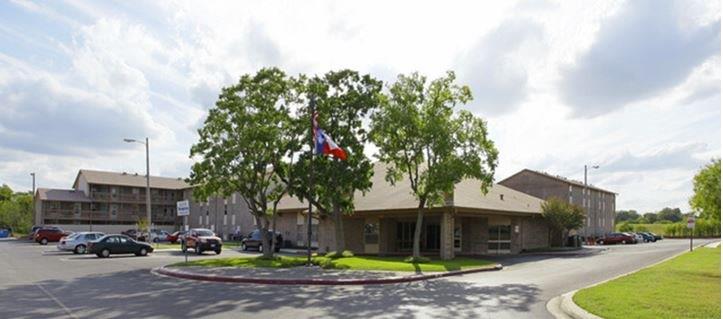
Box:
(622, 240), (627, 245)
(597, 240), (603, 245)
(101, 249), (110, 258)
(40, 238), (48, 245)
(215, 249), (221, 255)
(139, 248), (148, 256)
(153, 238), (159, 243)
(75, 245), (86, 254)
(241, 243), (247, 251)
(275, 247), (280, 253)
(195, 245), (202, 255)
(258, 244), (263, 253)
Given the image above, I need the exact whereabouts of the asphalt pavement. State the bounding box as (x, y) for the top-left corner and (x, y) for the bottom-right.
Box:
(0, 238), (715, 319)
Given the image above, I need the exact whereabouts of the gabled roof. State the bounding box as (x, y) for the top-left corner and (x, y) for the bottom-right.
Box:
(278, 162), (542, 214)
(499, 169), (616, 195)
(73, 170), (190, 190)
(36, 188), (91, 202)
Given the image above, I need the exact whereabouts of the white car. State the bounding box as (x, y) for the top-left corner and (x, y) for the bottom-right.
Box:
(57, 232), (105, 254)
(149, 229), (170, 243)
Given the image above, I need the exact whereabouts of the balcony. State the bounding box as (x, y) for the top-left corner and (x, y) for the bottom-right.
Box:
(89, 192), (181, 204)
(43, 208), (178, 224)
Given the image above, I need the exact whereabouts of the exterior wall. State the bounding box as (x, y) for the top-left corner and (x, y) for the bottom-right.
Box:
(461, 217), (488, 254)
(500, 171), (616, 237)
(187, 192), (254, 239)
(521, 215), (550, 250)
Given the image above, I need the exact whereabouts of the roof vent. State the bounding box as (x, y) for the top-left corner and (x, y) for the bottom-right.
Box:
(499, 194), (504, 201)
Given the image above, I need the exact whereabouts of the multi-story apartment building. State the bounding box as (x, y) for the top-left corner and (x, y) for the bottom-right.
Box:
(35, 170), (190, 233)
(499, 169), (616, 237)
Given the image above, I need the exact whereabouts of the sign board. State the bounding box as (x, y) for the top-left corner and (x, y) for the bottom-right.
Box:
(687, 216), (696, 229)
(177, 200), (190, 216)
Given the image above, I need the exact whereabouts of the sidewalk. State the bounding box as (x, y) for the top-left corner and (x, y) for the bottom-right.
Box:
(153, 263), (503, 285)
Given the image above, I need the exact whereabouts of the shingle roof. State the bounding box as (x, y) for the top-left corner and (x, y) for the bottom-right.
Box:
(74, 170), (190, 190)
(499, 169), (616, 195)
(278, 162), (543, 214)
(36, 188), (91, 202)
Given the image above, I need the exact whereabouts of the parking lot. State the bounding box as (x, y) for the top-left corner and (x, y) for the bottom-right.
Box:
(0, 237), (716, 319)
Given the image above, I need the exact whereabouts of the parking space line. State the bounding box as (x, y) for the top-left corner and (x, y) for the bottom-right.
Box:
(36, 283), (78, 319)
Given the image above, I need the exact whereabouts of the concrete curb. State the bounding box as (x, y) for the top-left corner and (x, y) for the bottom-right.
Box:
(548, 240), (713, 319)
(152, 263), (503, 285)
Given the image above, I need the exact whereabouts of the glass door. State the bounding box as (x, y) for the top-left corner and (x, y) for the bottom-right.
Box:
(488, 225), (511, 254)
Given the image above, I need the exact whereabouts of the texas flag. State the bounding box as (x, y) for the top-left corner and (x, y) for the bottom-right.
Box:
(313, 112), (347, 160)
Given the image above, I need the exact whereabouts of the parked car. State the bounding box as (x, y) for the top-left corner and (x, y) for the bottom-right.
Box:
(628, 232), (644, 244)
(167, 230), (187, 244)
(88, 235), (153, 258)
(649, 232), (663, 241)
(241, 230), (283, 252)
(149, 229), (170, 243)
(597, 232), (635, 245)
(121, 229), (140, 239)
(57, 232), (105, 254)
(182, 228), (222, 255)
(34, 227), (71, 245)
(28, 225), (43, 240)
(637, 232), (655, 243)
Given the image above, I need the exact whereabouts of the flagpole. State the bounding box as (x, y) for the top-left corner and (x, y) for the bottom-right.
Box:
(307, 95), (315, 266)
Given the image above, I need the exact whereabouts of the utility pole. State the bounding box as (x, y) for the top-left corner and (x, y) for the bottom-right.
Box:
(124, 137), (151, 240)
(30, 173), (35, 227)
(307, 96), (316, 266)
(584, 165), (599, 243)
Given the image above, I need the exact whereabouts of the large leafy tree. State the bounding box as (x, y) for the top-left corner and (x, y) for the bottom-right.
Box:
(0, 185), (33, 233)
(690, 158), (721, 221)
(370, 71), (498, 259)
(656, 207), (683, 223)
(541, 197), (585, 246)
(615, 210), (639, 223)
(286, 70), (382, 252)
(189, 68), (301, 258)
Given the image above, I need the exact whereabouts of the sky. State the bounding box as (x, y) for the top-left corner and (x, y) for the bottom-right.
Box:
(0, 0), (720, 213)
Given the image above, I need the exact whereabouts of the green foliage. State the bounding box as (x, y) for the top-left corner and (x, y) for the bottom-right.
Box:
(690, 158), (721, 222)
(369, 71), (498, 257)
(642, 212), (657, 224)
(618, 222), (633, 232)
(574, 247), (720, 319)
(341, 250), (354, 257)
(633, 225), (648, 232)
(0, 185), (33, 233)
(135, 217), (149, 234)
(655, 219), (672, 224)
(657, 207), (683, 223)
(189, 68), (302, 258)
(663, 218), (721, 237)
(615, 210), (640, 223)
(541, 197), (586, 246)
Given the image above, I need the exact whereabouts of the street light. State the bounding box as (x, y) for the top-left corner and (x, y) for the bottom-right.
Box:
(30, 173), (35, 227)
(584, 164), (599, 241)
(124, 137), (151, 240)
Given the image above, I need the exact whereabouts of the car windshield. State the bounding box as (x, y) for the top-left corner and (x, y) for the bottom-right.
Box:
(196, 230), (214, 236)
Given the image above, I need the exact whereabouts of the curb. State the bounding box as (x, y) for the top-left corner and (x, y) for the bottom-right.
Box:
(521, 248), (607, 257)
(548, 240), (714, 319)
(152, 263), (503, 285)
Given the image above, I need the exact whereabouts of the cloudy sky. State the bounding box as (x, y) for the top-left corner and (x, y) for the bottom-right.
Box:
(0, 0), (720, 213)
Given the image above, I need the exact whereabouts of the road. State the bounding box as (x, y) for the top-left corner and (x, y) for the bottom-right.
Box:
(0, 238), (715, 319)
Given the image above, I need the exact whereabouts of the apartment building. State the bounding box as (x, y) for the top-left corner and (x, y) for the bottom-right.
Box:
(35, 170), (190, 233)
(499, 169), (616, 237)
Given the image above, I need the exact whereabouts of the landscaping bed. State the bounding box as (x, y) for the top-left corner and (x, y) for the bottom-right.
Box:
(573, 247), (720, 319)
(169, 255), (494, 272)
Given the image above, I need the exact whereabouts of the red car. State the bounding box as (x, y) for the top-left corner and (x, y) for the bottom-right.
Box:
(597, 232), (635, 245)
(181, 228), (222, 255)
(166, 230), (187, 244)
(35, 227), (71, 245)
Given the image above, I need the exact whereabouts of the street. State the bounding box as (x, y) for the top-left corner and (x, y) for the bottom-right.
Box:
(0, 238), (715, 319)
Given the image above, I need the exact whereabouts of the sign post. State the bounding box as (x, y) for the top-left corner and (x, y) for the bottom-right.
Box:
(177, 200), (190, 263)
(687, 215), (695, 252)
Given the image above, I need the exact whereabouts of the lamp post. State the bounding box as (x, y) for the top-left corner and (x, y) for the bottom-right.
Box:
(584, 164), (599, 241)
(30, 173), (35, 227)
(124, 138), (151, 239)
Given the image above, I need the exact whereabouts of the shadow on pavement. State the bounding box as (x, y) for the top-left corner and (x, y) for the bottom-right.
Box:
(0, 267), (540, 318)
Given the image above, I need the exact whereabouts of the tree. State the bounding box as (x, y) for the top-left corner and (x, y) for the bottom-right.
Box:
(370, 71), (498, 259)
(690, 158), (721, 222)
(0, 184), (12, 201)
(286, 70), (382, 252)
(642, 212), (658, 224)
(541, 197), (586, 246)
(189, 68), (300, 259)
(657, 207), (683, 223)
(615, 210), (639, 223)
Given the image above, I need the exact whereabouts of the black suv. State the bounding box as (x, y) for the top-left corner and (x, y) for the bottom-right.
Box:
(241, 230), (283, 252)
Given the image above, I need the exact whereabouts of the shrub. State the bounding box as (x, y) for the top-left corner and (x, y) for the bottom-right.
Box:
(341, 250), (354, 257)
(325, 251), (340, 258)
(655, 220), (672, 224)
(404, 256), (430, 263)
(618, 222), (633, 232)
(633, 225), (648, 232)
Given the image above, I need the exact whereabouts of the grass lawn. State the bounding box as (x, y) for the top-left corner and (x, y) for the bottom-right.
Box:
(574, 247), (720, 319)
(170, 255), (494, 272)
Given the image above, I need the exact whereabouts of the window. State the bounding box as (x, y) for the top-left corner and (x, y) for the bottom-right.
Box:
(232, 214), (236, 225)
(364, 223), (379, 244)
(198, 216), (202, 226)
(223, 214), (227, 225)
(119, 237), (128, 244)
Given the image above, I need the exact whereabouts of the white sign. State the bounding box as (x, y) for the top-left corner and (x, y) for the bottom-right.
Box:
(177, 200), (190, 216)
(687, 216), (696, 229)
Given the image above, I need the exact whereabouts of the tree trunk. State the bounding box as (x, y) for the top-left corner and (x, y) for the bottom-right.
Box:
(412, 200), (425, 258)
(258, 217), (273, 259)
(271, 211), (278, 255)
(333, 201), (345, 252)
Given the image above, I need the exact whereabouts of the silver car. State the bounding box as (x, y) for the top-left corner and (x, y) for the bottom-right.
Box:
(57, 232), (105, 254)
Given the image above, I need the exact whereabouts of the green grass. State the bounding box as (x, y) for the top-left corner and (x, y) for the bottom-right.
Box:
(574, 247), (721, 319)
(170, 255), (494, 272)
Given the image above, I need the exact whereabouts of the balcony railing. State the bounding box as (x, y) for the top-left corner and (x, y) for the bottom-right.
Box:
(89, 192), (181, 204)
(43, 209), (178, 223)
